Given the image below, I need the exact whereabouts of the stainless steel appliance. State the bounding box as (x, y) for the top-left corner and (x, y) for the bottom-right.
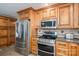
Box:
(15, 20), (30, 56)
(40, 19), (57, 28)
(37, 30), (57, 56)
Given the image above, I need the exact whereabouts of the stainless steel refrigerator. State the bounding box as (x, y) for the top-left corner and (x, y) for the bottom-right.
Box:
(15, 20), (30, 56)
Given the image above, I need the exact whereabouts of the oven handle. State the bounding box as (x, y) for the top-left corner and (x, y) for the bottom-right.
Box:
(38, 49), (54, 54)
(38, 42), (55, 46)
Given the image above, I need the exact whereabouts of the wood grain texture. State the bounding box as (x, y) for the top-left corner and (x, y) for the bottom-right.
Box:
(56, 40), (79, 56)
(0, 16), (16, 47)
(58, 4), (74, 28)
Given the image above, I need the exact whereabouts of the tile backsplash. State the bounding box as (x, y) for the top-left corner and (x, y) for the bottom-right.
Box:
(73, 29), (79, 38)
(56, 29), (79, 38)
(56, 29), (73, 37)
(39, 28), (79, 38)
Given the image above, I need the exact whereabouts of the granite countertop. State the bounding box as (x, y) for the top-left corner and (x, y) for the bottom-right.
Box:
(56, 37), (79, 44)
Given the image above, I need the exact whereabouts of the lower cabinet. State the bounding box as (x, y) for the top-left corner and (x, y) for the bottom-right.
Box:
(31, 38), (38, 55)
(56, 41), (69, 56)
(56, 40), (79, 56)
(69, 43), (79, 56)
(0, 38), (8, 46)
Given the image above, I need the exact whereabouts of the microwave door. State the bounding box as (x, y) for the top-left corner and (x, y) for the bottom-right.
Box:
(53, 21), (56, 27)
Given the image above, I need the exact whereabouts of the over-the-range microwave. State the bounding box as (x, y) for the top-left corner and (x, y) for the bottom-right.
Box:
(40, 19), (57, 28)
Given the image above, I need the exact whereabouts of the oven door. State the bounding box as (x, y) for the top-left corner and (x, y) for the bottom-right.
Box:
(38, 43), (54, 52)
(38, 43), (55, 56)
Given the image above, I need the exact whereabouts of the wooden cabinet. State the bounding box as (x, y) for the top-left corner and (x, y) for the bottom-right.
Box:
(31, 28), (38, 55)
(0, 16), (16, 47)
(37, 10), (43, 20)
(0, 18), (8, 26)
(49, 8), (57, 18)
(36, 4), (75, 29)
(74, 4), (79, 28)
(0, 30), (8, 37)
(58, 4), (74, 28)
(56, 41), (69, 56)
(69, 43), (79, 56)
(42, 9), (47, 19)
(9, 26), (15, 44)
(0, 38), (7, 46)
(31, 38), (38, 55)
(78, 45), (79, 55)
(18, 11), (29, 20)
(56, 40), (79, 56)
(36, 7), (57, 27)
(42, 8), (57, 19)
(8, 19), (16, 45)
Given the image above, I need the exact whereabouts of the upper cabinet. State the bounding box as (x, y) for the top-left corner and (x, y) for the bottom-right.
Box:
(58, 4), (74, 28)
(18, 11), (30, 20)
(36, 10), (42, 27)
(37, 7), (57, 19)
(18, 3), (79, 29)
(17, 7), (35, 20)
(36, 7), (57, 27)
(74, 4), (79, 28)
(49, 7), (57, 18)
(0, 17), (8, 26)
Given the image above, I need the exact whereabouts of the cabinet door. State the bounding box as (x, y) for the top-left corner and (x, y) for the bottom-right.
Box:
(56, 41), (69, 49)
(37, 11), (42, 27)
(0, 30), (8, 37)
(69, 43), (78, 56)
(56, 48), (69, 56)
(18, 12), (29, 20)
(0, 18), (8, 26)
(31, 38), (38, 55)
(42, 9), (47, 19)
(56, 41), (69, 56)
(0, 38), (7, 46)
(78, 45), (79, 56)
(58, 4), (74, 28)
(74, 4), (79, 28)
(49, 8), (57, 18)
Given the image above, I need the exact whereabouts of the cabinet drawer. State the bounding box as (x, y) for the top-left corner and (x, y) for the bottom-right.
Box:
(56, 41), (69, 48)
(0, 38), (7, 46)
(0, 19), (8, 26)
(0, 30), (8, 36)
(31, 45), (37, 49)
(32, 38), (37, 43)
(32, 42), (37, 47)
(56, 48), (69, 56)
(32, 49), (37, 54)
(31, 46), (38, 54)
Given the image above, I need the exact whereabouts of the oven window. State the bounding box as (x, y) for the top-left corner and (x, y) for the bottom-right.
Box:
(38, 44), (54, 52)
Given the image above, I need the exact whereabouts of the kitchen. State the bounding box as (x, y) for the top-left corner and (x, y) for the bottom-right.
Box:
(0, 3), (79, 56)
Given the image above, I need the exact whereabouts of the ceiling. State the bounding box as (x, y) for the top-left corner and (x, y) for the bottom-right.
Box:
(0, 3), (54, 18)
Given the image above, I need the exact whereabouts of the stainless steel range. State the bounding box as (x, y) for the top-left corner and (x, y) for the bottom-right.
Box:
(37, 29), (57, 56)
